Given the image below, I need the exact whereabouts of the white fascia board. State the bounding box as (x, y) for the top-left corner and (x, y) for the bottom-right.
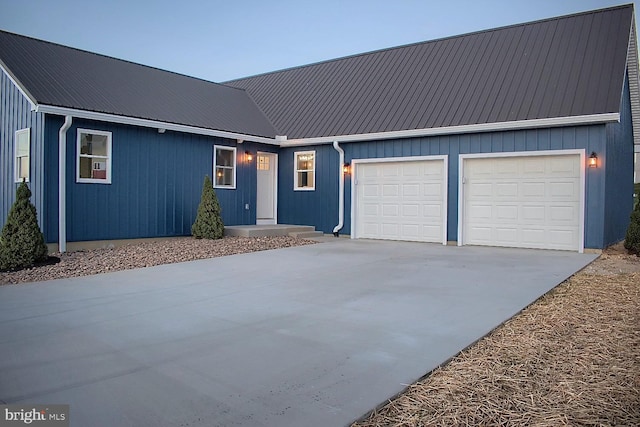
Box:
(281, 113), (620, 147)
(36, 105), (279, 145)
(0, 60), (37, 110)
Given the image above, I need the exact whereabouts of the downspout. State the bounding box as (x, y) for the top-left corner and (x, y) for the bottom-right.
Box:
(332, 141), (344, 237)
(59, 115), (72, 253)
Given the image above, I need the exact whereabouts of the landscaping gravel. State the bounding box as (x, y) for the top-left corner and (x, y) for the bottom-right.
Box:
(0, 236), (316, 285)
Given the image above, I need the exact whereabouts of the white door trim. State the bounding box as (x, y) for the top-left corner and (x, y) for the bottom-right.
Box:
(256, 152), (278, 225)
(457, 149), (586, 253)
(350, 155), (448, 245)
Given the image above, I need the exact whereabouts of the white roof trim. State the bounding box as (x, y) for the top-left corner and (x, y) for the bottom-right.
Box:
(35, 105), (280, 145)
(281, 113), (620, 147)
(0, 60), (37, 110)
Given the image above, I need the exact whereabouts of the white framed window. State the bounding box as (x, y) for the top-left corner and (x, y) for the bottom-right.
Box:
(15, 128), (30, 182)
(214, 145), (236, 189)
(77, 129), (112, 184)
(294, 150), (315, 190)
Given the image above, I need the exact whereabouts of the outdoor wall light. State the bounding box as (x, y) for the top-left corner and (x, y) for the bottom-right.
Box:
(245, 151), (253, 162)
(589, 152), (598, 168)
(343, 162), (351, 174)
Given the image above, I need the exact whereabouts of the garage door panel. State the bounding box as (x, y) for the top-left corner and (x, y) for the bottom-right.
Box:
(402, 184), (420, 197)
(522, 205), (545, 220)
(523, 158), (546, 174)
(383, 184), (399, 196)
(382, 204), (399, 217)
(550, 181), (578, 198)
(383, 164), (401, 177)
(468, 204), (492, 219)
(469, 182), (493, 197)
(496, 205), (518, 220)
(363, 204), (379, 216)
(382, 223), (400, 236)
(355, 159), (446, 243)
(421, 225), (443, 240)
(496, 227), (518, 243)
(402, 204), (420, 216)
(423, 204), (442, 218)
(496, 183), (518, 196)
(522, 182), (546, 197)
(463, 154), (581, 251)
(549, 205), (578, 222)
(363, 184), (379, 197)
(423, 183), (442, 197)
(402, 163), (421, 176)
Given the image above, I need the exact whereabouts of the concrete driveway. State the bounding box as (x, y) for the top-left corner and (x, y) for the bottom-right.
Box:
(0, 240), (596, 427)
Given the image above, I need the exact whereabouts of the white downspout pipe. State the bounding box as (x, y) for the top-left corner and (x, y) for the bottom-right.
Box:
(59, 115), (72, 253)
(332, 141), (345, 236)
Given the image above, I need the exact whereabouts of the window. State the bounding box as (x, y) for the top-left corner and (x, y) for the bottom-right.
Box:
(15, 128), (30, 182)
(214, 146), (236, 188)
(294, 151), (315, 190)
(77, 129), (112, 184)
(257, 154), (270, 171)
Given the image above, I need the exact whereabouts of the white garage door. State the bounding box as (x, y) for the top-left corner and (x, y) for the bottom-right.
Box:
(462, 154), (582, 251)
(354, 159), (446, 243)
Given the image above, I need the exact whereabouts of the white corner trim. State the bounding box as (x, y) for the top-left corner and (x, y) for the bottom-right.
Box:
(457, 149), (586, 253)
(350, 155), (448, 245)
(281, 114), (620, 147)
(0, 60), (37, 110)
(36, 105), (279, 145)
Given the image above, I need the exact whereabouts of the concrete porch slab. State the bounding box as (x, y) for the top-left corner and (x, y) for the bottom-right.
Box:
(224, 224), (317, 237)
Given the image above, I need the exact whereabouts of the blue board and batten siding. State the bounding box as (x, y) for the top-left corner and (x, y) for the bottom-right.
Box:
(277, 145), (339, 232)
(279, 124), (610, 248)
(44, 116), (273, 243)
(0, 68), (46, 230)
(603, 71), (635, 247)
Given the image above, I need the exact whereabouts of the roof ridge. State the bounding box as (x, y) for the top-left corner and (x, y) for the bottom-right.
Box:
(225, 3), (634, 84)
(0, 28), (249, 93)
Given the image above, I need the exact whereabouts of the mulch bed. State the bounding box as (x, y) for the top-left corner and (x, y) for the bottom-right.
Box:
(353, 266), (640, 426)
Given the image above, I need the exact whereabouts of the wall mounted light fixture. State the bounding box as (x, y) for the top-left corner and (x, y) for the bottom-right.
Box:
(589, 152), (598, 168)
(245, 151), (253, 162)
(343, 162), (351, 174)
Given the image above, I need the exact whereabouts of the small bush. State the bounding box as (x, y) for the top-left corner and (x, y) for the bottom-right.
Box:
(0, 181), (48, 270)
(191, 175), (224, 239)
(624, 197), (640, 255)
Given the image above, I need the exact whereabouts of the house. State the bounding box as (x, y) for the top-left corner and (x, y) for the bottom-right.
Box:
(1, 4), (638, 253)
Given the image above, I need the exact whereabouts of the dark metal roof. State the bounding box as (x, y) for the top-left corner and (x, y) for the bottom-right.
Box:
(227, 5), (634, 140)
(0, 31), (277, 138)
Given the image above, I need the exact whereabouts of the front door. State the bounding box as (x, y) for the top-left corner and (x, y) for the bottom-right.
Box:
(256, 152), (277, 224)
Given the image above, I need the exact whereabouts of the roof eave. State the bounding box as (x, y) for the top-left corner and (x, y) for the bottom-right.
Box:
(280, 113), (621, 147)
(0, 59), (37, 110)
(35, 105), (279, 145)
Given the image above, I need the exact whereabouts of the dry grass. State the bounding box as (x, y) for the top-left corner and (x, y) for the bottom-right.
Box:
(354, 253), (640, 426)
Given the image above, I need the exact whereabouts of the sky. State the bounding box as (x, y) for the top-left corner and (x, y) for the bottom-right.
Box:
(0, 0), (635, 82)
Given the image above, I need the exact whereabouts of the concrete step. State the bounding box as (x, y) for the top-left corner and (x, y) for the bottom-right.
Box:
(288, 231), (324, 239)
(225, 224), (316, 237)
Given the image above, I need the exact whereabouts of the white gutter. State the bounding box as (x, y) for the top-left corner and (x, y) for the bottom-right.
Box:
(281, 113), (621, 147)
(332, 141), (345, 236)
(58, 115), (73, 253)
(36, 105), (279, 145)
